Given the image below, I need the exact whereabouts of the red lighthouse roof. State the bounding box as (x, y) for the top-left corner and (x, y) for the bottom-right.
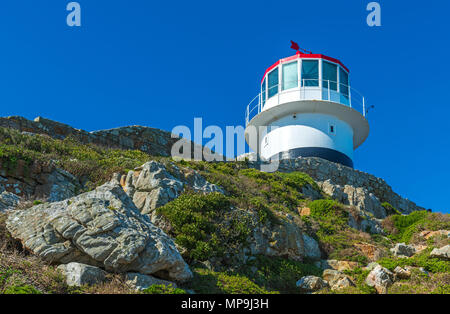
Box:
(261, 52), (350, 84)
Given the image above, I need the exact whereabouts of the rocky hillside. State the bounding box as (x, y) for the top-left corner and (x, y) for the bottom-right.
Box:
(0, 117), (448, 294)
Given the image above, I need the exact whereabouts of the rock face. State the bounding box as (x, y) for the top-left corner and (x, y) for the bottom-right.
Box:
(0, 116), (215, 159)
(0, 190), (20, 213)
(122, 161), (223, 217)
(57, 262), (106, 287)
(250, 214), (321, 261)
(296, 276), (328, 292)
(0, 161), (80, 203)
(6, 181), (192, 282)
(420, 230), (449, 240)
(125, 273), (177, 291)
(245, 157), (425, 225)
(430, 245), (450, 261)
(365, 265), (394, 294)
(391, 243), (416, 257)
(315, 260), (359, 272)
(322, 269), (355, 290)
(393, 266), (412, 280)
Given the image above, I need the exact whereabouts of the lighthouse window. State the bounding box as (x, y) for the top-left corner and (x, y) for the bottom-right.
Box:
(268, 68), (279, 98)
(323, 61), (338, 91)
(262, 78), (266, 106)
(301, 60), (319, 87)
(282, 61), (298, 90)
(329, 124), (336, 135)
(339, 68), (349, 97)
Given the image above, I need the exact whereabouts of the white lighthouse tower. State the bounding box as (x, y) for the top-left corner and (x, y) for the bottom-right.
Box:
(244, 45), (370, 168)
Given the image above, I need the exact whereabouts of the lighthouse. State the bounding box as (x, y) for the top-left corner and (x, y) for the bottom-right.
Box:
(244, 45), (370, 168)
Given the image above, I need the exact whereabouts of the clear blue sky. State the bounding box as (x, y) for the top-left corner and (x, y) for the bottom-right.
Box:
(0, 1), (449, 213)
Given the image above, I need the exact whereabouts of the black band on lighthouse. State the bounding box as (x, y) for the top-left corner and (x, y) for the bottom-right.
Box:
(269, 147), (354, 168)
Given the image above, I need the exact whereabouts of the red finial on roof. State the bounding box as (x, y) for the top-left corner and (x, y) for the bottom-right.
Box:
(290, 40), (300, 52)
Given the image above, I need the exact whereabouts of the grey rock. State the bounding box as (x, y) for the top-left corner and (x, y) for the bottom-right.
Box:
(124, 161), (223, 216)
(302, 234), (321, 260)
(57, 262), (106, 287)
(6, 181), (192, 282)
(323, 269), (355, 290)
(430, 245), (450, 261)
(365, 262), (380, 271)
(0, 191), (20, 213)
(296, 276), (328, 292)
(393, 266), (411, 279)
(125, 272), (177, 291)
(391, 243), (416, 257)
(365, 265), (394, 294)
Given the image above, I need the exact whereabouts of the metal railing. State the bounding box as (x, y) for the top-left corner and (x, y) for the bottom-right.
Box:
(245, 79), (368, 126)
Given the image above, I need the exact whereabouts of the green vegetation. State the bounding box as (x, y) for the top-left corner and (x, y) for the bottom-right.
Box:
(0, 127), (152, 188)
(3, 284), (41, 294)
(239, 255), (321, 294)
(381, 202), (401, 216)
(142, 284), (186, 294)
(187, 268), (277, 294)
(378, 248), (450, 273)
(175, 160), (319, 218)
(383, 211), (450, 244)
(156, 192), (251, 261)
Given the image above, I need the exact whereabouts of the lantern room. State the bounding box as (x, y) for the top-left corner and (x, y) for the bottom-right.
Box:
(244, 49), (370, 168)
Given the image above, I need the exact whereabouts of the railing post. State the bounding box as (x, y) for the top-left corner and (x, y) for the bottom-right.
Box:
(363, 97), (366, 117)
(328, 80), (331, 101)
(349, 86), (352, 108)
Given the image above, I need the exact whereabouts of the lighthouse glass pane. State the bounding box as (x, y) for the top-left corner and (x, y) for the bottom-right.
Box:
(301, 60), (319, 86)
(262, 78), (266, 106)
(268, 68), (279, 98)
(323, 61), (338, 91)
(339, 68), (349, 97)
(282, 62), (298, 90)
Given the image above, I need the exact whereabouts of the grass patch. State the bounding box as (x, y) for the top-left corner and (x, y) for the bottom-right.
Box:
(142, 284), (186, 294)
(187, 268), (277, 294)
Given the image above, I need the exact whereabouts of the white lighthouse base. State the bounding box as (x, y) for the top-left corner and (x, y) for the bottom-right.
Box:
(259, 112), (354, 167)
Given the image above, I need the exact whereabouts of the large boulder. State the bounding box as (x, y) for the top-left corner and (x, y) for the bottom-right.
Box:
(296, 276), (328, 292)
(390, 243), (416, 257)
(6, 181), (192, 282)
(365, 265), (394, 294)
(57, 262), (106, 287)
(430, 245), (450, 261)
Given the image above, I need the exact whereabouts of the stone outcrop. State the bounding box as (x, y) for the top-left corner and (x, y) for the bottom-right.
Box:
(0, 190), (20, 213)
(430, 245), (450, 261)
(393, 266), (412, 280)
(121, 161), (223, 217)
(390, 243), (416, 257)
(57, 262), (107, 287)
(0, 160), (80, 203)
(296, 276), (328, 292)
(125, 273), (177, 291)
(0, 116), (214, 159)
(315, 259), (359, 272)
(6, 181), (192, 282)
(250, 213), (321, 261)
(240, 155), (424, 218)
(420, 230), (449, 240)
(322, 269), (355, 290)
(365, 265), (394, 294)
